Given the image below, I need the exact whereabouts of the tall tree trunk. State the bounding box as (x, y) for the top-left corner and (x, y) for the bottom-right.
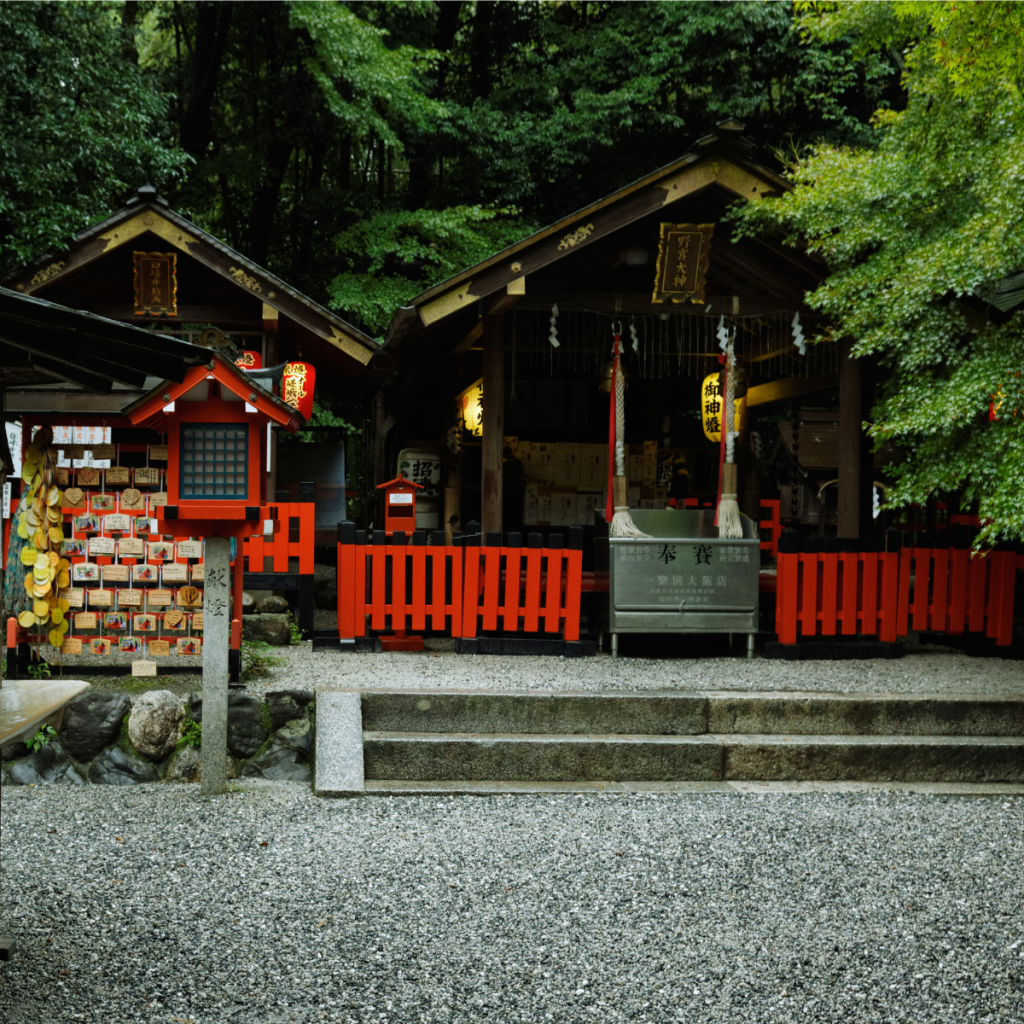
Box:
(181, 1), (233, 157)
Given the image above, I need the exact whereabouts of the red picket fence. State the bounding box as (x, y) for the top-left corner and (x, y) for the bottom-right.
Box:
(776, 530), (1021, 646)
(241, 499), (314, 574)
(336, 528), (465, 639)
(335, 526), (584, 643)
(462, 539), (583, 641)
(760, 499), (781, 560)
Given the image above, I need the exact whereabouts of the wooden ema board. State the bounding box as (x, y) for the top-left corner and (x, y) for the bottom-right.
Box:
(774, 544), (1019, 646)
(17, 486), (213, 653)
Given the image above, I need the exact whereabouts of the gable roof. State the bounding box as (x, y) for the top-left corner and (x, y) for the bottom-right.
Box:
(383, 120), (815, 352)
(123, 350), (304, 433)
(3, 186), (379, 372)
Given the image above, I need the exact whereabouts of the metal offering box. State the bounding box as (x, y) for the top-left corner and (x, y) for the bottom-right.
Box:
(596, 509), (759, 657)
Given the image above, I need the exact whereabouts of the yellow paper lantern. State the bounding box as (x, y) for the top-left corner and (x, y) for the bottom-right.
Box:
(701, 373), (745, 443)
(462, 380), (483, 437)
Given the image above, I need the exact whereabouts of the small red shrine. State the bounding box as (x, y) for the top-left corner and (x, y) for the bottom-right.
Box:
(123, 352), (304, 538)
(377, 474), (423, 538)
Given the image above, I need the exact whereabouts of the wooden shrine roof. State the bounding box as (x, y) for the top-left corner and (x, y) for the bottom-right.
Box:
(2, 186), (379, 379)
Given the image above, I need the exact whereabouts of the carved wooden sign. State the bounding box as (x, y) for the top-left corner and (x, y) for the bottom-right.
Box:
(652, 222), (714, 305)
(106, 467), (130, 485)
(119, 537), (144, 558)
(177, 540), (203, 559)
(133, 251), (177, 316)
(61, 637), (83, 655)
(102, 564), (129, 583)
(92, 444), (116, 460)
(104, 514), (131, 533)
(150, 445), (169, 461)
(65, 588), (85, 609)
(149, 639), (171, 656)
(117, 588), (142, 607)
(132, 660), (157, 677)
(135, 467), (161, 487)
(148, 589), (173, 607)
(89, 589), (113, 608)
(161, 563), (187, 583)
(74, 612), (98, 630)
(89, 536), (115, 556)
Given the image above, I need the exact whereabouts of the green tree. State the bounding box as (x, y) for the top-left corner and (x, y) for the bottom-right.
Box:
(738, 1), (1024, 543)
(0, 0), (188, 275)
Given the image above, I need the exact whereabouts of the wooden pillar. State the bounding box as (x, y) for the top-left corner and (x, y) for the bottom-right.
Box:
(837, 338), (862, 538)
(481, 314), (504, 537)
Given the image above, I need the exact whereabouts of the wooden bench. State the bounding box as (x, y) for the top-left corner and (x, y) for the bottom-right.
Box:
(0, 678), (90, 960)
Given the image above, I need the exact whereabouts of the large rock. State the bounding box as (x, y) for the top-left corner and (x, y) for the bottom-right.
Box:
(1, 741), (29, 762)
(256, 595), (290, 615)
(275, 716), (312, 752)
(240, 744), (310, 782)
(164, 746), (201, 783)
(62, 692), (131, 762)
(266, 690), (315, 730)
(242, 613), (291, 646)
(89, 746), (158, 785)
(7, 741), (83, 785)
(241, 590), (257, 613)
(191, 693), (269, 757)
(128, 690), (184, 760)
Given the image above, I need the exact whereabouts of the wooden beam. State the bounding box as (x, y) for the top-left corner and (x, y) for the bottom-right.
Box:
(485, 292), (520, 316)
(452, 321), (483, 355)
(29, 355), (115, 393)
(746, 375), (838, 407)
(481, 315), (504, 536)
(90, 303), (261, 325)
(262, 302), (279, 333)
(837, 339), (862, 538)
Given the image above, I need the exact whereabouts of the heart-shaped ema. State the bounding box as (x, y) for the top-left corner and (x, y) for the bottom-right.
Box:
(164, 609), (184, 628)
(178, 586), (201, 606)
(121, 488), (143, 509)
(63, 487), (84, 507)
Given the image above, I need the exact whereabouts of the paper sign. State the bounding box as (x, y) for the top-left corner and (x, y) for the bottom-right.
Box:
(92, 444), (116, 460)
(177, 540), (203, 559)
(118, 537), (144, 558)
(102, 564), (129, 584)
(116, 589), (142, 607)
(89, 536), (115, 556)
(135, 467), (160, 486)
(132, 660), (157, 677)
(192, 612), (204, 631)
(104, 514), (131, 533)
(148, 589), (173, 607)
(149, 445), (169, 461)
(105, 466), (130, 485)
(65, 588), (85, 609)
(74, 612), (98, 630)
(60, 638), (83, 655)
(191, 563), (205, 582)
(89, 589), (112, 608)
(149, 639), (170, 656)
(161, 563), (187, 583)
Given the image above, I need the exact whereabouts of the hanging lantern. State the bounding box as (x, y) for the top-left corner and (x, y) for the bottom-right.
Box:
(701, 372), (746, 442)
(462, 380), (483, 437)
(281, 361), (316, 421)
(235, 350), (263, 370)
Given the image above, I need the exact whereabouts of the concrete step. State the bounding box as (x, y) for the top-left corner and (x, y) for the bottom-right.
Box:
(362, 731), (1024, 785)
(360, 690), (1024, 737)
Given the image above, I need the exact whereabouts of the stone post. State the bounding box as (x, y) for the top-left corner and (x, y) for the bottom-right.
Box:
(201, 536), (231, 795)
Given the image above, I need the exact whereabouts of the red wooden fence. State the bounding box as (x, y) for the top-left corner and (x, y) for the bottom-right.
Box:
(776, 530), (1021, 646)
(242, 499), (314, 574)
(336, 526), (584, 643)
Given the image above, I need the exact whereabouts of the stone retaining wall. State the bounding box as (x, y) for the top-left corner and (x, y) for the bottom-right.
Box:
(0, 689), (315, 787)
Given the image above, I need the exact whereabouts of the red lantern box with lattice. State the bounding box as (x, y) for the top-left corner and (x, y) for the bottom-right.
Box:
(123, 353), (304, 539)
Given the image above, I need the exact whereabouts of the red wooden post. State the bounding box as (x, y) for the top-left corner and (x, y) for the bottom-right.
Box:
(391, 539), (407, 633)
(896, 545), (912, 637)
(462, 545), (481, 638)
(839, 552), (858, 635)
(410, 541), (427, 633)
(562, 546), (584, 642)
(930, 548), (949, 633)
(910, 547), (930, 632)
(370, 541), (387, 632)
(337, 527), (357, 639)
(799, 552), (818, 637)
(948, 544), (969, 634)
(543, 546), (563, 634)
(879, 542), (900, 643)
(523, 541), (543, 634)
(503, 545), (522, 633)
(860, 552), (878, 637)
(449, 545), (464, 638)
(776, 531), (799, 645)
(481, 540), (501, 632)
(968, 554), (989, 634)
(991, 551), (1016, 646)
(821, 551), (838, 636)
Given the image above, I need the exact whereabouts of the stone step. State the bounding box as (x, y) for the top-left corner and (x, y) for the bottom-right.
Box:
(359, 690), (1024, 738)
(361, 731), (1024, 785)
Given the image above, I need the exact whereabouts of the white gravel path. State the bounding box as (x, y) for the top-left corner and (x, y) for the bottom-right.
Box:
(1, 783), (1021, 1023)
(249, 642), (1024, 697)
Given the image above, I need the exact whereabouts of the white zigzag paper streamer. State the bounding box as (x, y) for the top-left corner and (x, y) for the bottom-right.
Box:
(630, 321), (639, 352)
(549, 303), (560, 348)
(717, 315), (730, 352)
(792, 311), (806, 356)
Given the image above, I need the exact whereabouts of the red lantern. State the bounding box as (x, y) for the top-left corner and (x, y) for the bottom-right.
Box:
(282, 361), (315, 421)
(235, 350), (263, 370)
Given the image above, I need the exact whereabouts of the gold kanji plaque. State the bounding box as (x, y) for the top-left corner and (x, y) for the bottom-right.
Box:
(652, 223), (714, 305)
(133, 251), (177, 316)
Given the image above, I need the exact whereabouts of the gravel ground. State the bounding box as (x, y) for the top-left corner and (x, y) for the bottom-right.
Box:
(253, 642), (1024, 697)
(1, 784), (1021, 1023)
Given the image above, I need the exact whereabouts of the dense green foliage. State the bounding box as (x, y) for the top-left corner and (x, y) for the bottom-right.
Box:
(1, 0), (895, 336)
(739, 1), (1024, 543)
(0, 0), (188, 272)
